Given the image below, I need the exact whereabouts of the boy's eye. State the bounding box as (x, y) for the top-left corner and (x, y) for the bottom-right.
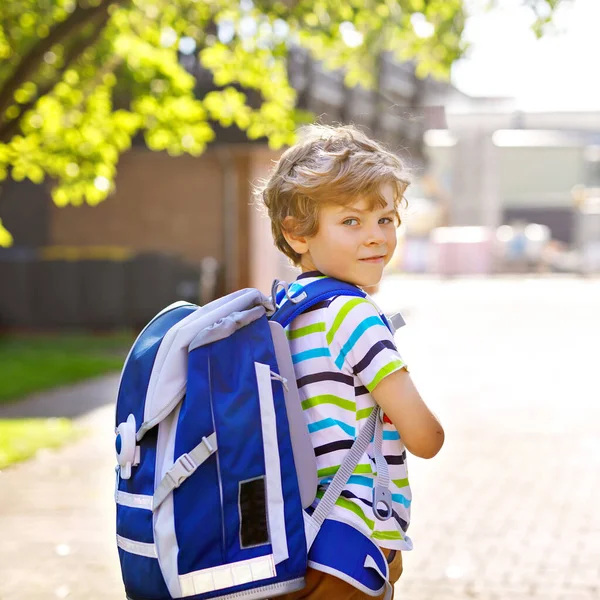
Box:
(379, 217), (393, 225)
(342, 218), (359, 226)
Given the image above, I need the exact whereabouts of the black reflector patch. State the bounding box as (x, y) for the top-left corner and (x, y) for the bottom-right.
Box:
(239, 477), (269, 547)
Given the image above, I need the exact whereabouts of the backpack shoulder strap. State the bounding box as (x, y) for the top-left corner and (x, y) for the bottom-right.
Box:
(270, 277), (402, 334)
(270, 277), (366, 329)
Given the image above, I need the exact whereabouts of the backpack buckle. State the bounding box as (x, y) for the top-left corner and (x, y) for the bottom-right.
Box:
(153, 433), (218, 510)
(166, 453), (198, 488)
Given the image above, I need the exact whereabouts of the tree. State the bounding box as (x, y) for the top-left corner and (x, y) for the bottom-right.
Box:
(0, 0), (564, 246)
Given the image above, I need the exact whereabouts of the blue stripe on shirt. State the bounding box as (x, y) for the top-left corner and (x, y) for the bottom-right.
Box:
(392, 493), (412, 508)
(370, 430), (401, 442)
(292, 347), (331, 364)
(320, 475), (374, 488)
(308, 418), (355, 437)
(347, 475), (374, 488)
(334, 315), (386, 369)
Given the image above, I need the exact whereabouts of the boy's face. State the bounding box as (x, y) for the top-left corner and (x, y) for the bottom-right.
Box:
(292, 183), (398, 287)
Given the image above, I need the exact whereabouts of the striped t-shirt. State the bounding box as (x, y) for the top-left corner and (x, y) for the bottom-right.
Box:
(283, 272), (413, 551)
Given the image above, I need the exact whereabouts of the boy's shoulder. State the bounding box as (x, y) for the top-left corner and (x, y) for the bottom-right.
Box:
(288, 274), (388, 339)
(323, 294), (388, 343)
(291, 274), (380, 316)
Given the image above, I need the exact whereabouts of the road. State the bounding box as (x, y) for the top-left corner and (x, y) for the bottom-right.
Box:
(375, 276), (600, 600)
(1, 276), (599, 599)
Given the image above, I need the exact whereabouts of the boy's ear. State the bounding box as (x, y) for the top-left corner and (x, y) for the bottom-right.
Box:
(281, 216), (309, 256)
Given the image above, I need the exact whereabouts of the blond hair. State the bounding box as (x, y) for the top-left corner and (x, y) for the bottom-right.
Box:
(256, 124), (410, 265)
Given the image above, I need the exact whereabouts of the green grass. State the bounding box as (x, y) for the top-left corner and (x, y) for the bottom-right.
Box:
(0, 418), (81, 469)
(0, 332), (134, 405)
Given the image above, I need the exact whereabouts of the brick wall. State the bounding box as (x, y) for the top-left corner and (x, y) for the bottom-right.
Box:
(49, 148), (224, 266)
(48, 144), (294, 290)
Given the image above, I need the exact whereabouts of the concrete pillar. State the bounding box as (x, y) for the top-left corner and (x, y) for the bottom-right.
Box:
(450, 130), (502, 230)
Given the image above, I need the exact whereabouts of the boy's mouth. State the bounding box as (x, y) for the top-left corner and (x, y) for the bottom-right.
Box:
(359, 255), (385, 263)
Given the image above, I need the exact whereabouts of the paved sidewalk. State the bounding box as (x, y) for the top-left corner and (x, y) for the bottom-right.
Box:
(0, 373), (122, 420)
(376, 276), (600, 600)
(1, 276), (599, 599)
(0, 376), (124, 600)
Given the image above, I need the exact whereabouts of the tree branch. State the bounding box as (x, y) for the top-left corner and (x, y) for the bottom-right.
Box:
(0, 0), (127, 120)
(0, 8), (112, 143)
(77, 54), (124, 108)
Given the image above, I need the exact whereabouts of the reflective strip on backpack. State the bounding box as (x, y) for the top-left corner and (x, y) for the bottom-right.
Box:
(255, 362), (289, 565)
(115, 490), (153, 510)
(154, 403), (183, 598)
(116, 534), (158, 558)
(179, 554), (276, 597)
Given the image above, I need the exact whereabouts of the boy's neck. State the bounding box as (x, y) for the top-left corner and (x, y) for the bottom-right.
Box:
(297, 269), (324, 280)
(296, 270), (363, 291)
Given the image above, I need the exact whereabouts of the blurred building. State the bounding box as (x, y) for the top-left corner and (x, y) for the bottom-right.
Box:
(1, 50), (462, 297)
(424, 101), (600, 246)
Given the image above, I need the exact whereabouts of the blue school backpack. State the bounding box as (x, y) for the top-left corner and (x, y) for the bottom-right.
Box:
(114, 277), (405, 600)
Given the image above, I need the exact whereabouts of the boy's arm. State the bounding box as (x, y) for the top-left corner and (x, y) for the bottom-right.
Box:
(371, 369), (444, 459)
(323, 295), (444, 459)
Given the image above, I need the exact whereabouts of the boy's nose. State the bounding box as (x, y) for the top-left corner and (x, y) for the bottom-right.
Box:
(365, 225), (386, 245)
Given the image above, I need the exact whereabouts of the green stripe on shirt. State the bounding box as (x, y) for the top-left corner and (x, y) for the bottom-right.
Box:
(392, 478), (409, 488)
(287, 322), (326, 339)
(316, 489), (375, 530)
(372, 530), (404, 541)
(301, 394), (355, 412)
(356, 407), (374, 420)
(326, 298), (369, 344)
(366, 360), (406, 392)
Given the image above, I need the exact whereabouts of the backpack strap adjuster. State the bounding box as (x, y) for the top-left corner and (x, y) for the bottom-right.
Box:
(166, 453), (198, 488)
(200, 434), (215, 454)
(153, 432), (218, 510)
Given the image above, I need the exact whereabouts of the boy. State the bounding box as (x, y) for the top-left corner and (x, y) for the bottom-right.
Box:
(258, 124), (444, 599)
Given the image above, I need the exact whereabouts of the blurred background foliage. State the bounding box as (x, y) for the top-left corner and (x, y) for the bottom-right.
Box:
(0, 0), (563, 235)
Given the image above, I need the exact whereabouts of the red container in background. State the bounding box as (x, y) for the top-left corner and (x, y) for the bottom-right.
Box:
(428, 227), (494, 275)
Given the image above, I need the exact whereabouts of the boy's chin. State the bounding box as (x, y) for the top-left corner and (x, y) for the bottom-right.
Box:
(312, 266), (383, 288)
(362, 283), (381, 295)
(346, 275), (383, 289)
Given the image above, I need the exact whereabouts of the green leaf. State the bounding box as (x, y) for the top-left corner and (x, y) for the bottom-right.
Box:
(0, 0), (562, 211)
(0, 218), (13, 247)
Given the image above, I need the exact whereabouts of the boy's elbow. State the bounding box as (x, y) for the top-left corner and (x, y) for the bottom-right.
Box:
(408, 427), (445, 459)
(424, 426), (445, 458)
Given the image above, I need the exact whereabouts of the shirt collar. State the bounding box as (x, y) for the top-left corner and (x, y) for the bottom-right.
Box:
(296, 270), (325, 281)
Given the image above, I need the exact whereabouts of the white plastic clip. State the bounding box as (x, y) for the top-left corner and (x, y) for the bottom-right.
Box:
(271, 279), (307, 306)
(270, 370), (289, 392)
(115, 414), (140, 480)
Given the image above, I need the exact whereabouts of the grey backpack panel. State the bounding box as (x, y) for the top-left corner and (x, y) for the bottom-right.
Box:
(269, 321), (318, 509)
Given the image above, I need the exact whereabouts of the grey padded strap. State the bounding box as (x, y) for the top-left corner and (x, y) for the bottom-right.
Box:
(306, 407), (384, 548)
(153, 432), (217, 510)
(373, 411), (393, 521)
(373, 414), (389, 487)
